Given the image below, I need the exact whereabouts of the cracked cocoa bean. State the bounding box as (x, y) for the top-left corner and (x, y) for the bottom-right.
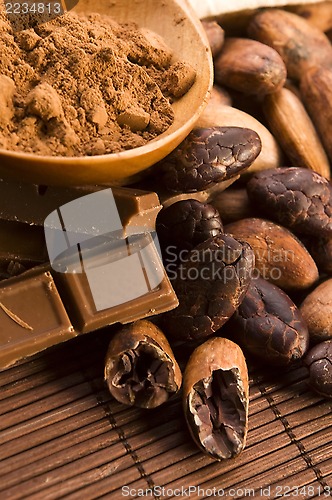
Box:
(156, 199), (223, 259)
(161, 234), (255, 341)
(225, 277), (309, 365)
(304, 340), (332, 398)
(154, 127), (262, 193)
(246, 167), (332, 238)
(183, 337), (249, 460)
(104, 320), (182, 409)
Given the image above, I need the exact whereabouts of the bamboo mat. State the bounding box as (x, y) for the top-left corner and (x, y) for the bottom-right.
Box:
(0, 328), (331, 500)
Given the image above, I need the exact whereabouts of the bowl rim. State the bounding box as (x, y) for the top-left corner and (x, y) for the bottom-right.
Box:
(0, 90), (212, 164)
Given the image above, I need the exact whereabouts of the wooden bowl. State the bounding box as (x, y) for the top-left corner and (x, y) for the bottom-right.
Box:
(0, 0), (213, 186)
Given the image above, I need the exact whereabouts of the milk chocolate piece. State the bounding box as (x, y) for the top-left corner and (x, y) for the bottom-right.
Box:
(0, 227), (178, 368)
(41, 186), (178, 332)
(0, 267), (75, 369)
(0, 179), (161, 233)
(0, 182), (178, 368)
(52, 232), (178, 334)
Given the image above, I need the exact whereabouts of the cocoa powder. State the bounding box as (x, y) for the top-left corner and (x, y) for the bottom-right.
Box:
(0, 10), (196, 157)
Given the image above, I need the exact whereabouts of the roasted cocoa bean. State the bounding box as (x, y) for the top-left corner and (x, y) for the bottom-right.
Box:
(248, 9), (332, 80)
(246, 167), (332, 238)
(225, 217), (319, 291)
(263, 88), (331, 179)
(197, 104), (283, 176)
(304, 340), (332, 398)
(287, 2), (332, 32)
(201, 21), (225, 58)
(300, 278), (332, 343)
(183, 337), (249, 460)
(225, 277), (309, 365)
(154, 127), (262, 193)
(302, 235), (332, 275)
(161, 234), (255, 341)
(156, 199), (223, 256)
(214, 37), (287, 95)
(210, 188), (256, 224)
(300, 65), (332, 165)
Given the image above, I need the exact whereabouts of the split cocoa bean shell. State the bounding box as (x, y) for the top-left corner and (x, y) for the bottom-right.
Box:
(104, 320), (182, 409)
(214, 37), (287, 96)
(300, 278), (332, 343)
(154, 127), (262, 193)
(303, 340), (332, 398)
(225, 217), (319, 291)
(246, 167), (332, 238)
(161, 234), (255, 341)
(183, 337), (249, 461)
(226, 277), (309, 365)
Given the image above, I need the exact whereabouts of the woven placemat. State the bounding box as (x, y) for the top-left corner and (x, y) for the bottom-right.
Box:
(0, 330), (331, 500)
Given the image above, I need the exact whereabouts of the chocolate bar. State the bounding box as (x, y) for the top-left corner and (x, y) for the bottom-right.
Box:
(0, 181), (178, 369)
(0, 266), (75, 369)
(43, 186), (178, 332)
(0, 179), (161, 232)
(0, 233), (177, 369)
(52, 232), (178, 333)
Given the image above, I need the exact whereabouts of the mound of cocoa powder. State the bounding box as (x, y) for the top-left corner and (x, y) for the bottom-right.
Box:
(0, 10), (196, 157)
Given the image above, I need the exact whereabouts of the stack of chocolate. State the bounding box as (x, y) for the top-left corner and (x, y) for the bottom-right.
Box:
(0, 180), (178, 369)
